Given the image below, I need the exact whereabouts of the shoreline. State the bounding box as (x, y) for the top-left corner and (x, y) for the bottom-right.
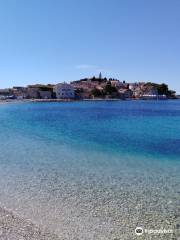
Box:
(0, 205), (60, 240)
(0, 98), (179, 105)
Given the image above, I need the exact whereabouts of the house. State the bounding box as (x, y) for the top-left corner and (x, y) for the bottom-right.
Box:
(140, 87), (158, 99)
(0, 89), (14, 99)
(0, 89), (11, 97)
(12, 87), (28, 99)
(118, 89), (133, 99)
(140, 87), (167, 99)
(39, 90), (52, 99)
(27, 87), (40, 99)
(53, 83), (75, 99)
(143, 88), (158, 96)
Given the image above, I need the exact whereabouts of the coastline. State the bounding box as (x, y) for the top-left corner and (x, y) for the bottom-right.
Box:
(0, 99), (31, 105)
(0, 98), (179, 105)
(0, 206), (60, 240)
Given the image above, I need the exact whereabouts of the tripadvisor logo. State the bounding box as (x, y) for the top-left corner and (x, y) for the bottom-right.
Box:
(135, 227), (144, 236)
(135, 226), (174, 236)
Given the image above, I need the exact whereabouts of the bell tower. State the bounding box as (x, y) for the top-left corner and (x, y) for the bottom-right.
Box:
(99, 72), (102, 79)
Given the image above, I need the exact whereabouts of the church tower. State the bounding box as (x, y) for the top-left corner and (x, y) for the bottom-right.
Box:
(99, 72), (102, 79)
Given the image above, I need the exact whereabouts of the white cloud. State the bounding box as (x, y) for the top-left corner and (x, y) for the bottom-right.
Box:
(75, 64), (112, 74)
(75, 64), (98, 70)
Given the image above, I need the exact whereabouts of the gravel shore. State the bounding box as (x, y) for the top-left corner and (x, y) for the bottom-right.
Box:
(0, 207), (60, 240)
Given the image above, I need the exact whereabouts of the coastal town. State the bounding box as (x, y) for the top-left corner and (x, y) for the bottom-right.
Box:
(0, 73), (178, 101)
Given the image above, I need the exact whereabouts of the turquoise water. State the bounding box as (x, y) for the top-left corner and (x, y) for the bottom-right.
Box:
(0, 100), (179, 239)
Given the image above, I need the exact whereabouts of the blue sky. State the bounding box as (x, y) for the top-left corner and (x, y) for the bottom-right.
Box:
(0, 0), (180, 93)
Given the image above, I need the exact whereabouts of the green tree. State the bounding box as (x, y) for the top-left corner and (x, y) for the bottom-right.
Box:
(157, 83), (169, 95)
(91, 88), (103, 97)
(104, 82), (117, 95)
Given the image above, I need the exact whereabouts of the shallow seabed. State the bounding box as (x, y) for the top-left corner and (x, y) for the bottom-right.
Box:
(0, 101), (179, 239)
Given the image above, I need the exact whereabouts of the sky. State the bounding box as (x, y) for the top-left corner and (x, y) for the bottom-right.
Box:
(0, 0), (180, 93)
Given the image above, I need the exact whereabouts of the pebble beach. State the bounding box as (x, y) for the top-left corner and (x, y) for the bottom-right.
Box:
(0, 207), (60, 240)
(0, 101), (179, 240)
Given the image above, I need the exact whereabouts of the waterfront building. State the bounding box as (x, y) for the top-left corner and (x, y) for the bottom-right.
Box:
(53, 83), (75, 99)
(12, 87), (28, 99)
(0, 89), (11, 96)
(140, 87), (167, 99)
(140, 94), (167, 100)
(118, 89), (133, 99)
(27, 87), (40, 99)
(39, 90), (52, 99)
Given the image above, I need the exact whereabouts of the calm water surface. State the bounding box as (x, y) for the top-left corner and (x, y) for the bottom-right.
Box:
(0, 100), (179, 239)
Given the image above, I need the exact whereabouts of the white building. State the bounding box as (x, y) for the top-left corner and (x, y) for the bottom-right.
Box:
(53, 83), (75, 99)
(140, 88), (167, 100)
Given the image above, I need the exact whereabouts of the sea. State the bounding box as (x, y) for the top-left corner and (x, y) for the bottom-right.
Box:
(0, 100), (179, 239)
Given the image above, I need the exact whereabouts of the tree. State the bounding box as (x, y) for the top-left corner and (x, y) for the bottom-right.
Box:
(157, 83), (169, 95)
(104, 82), (117, 95)
(91, 88), (103, 97)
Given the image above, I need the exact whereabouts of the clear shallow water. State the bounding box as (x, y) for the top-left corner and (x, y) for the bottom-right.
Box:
(0, 101), (179, 239)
